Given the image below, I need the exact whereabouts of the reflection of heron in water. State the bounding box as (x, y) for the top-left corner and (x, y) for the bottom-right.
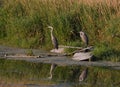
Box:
(79, 68), (88, 82)
(48, 63), (57, 79)
(79, 31), (89, 47)
(48, 26), (59, 50)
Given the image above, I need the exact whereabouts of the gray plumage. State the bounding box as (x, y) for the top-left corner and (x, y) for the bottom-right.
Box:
(48, 26), (58, 49)
(79, 68), (88, 81)
(79, 31), (89, 47)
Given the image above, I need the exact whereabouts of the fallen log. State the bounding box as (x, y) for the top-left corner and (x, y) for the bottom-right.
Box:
(59, 45), (83, 49)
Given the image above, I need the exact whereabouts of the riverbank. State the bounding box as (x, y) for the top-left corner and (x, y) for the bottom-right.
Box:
(0, 45), (120, 70)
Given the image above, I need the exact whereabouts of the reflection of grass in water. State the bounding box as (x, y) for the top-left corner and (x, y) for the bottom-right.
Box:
(0, 59), (120, 87)
(0, 59), (51, 84)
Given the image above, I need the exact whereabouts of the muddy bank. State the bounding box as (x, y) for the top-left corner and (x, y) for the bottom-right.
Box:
(0, 45), (120, 70)
(0, 83), (71, 87)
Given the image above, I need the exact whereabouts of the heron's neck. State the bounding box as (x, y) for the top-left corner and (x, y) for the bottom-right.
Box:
(50, 28), (54, 37)
(50, 28), (53, 32)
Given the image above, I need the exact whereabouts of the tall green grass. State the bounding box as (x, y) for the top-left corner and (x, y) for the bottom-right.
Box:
(0, 0), (120, 61)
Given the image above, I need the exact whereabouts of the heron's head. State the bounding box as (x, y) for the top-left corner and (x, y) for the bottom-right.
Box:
(79, 31), (85, 36)
(48, 26), (53, 30)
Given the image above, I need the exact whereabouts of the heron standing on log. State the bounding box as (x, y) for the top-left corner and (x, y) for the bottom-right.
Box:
(48, 26), (59, 49)
(79, 31), (89, 47)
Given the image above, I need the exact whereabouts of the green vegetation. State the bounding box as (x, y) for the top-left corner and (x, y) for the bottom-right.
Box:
(0, 59), (119, 87)
(0, 0), (120, 61)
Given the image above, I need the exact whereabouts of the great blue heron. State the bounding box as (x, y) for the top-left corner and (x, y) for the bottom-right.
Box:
(79, 31), (89, 47)
(48, 26), (59, 49)
(79, 68), (88, 81)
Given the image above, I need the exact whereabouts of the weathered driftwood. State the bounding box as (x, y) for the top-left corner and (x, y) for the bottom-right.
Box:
(50, 48), (64, 53)
(50, 45), (83, 53)
(72, 46), (94, 61)
(72, 52), (93, 61)
(59, 45), (83, 49)
(50, 45), (93, 54)
(71, 46), (94, 54)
